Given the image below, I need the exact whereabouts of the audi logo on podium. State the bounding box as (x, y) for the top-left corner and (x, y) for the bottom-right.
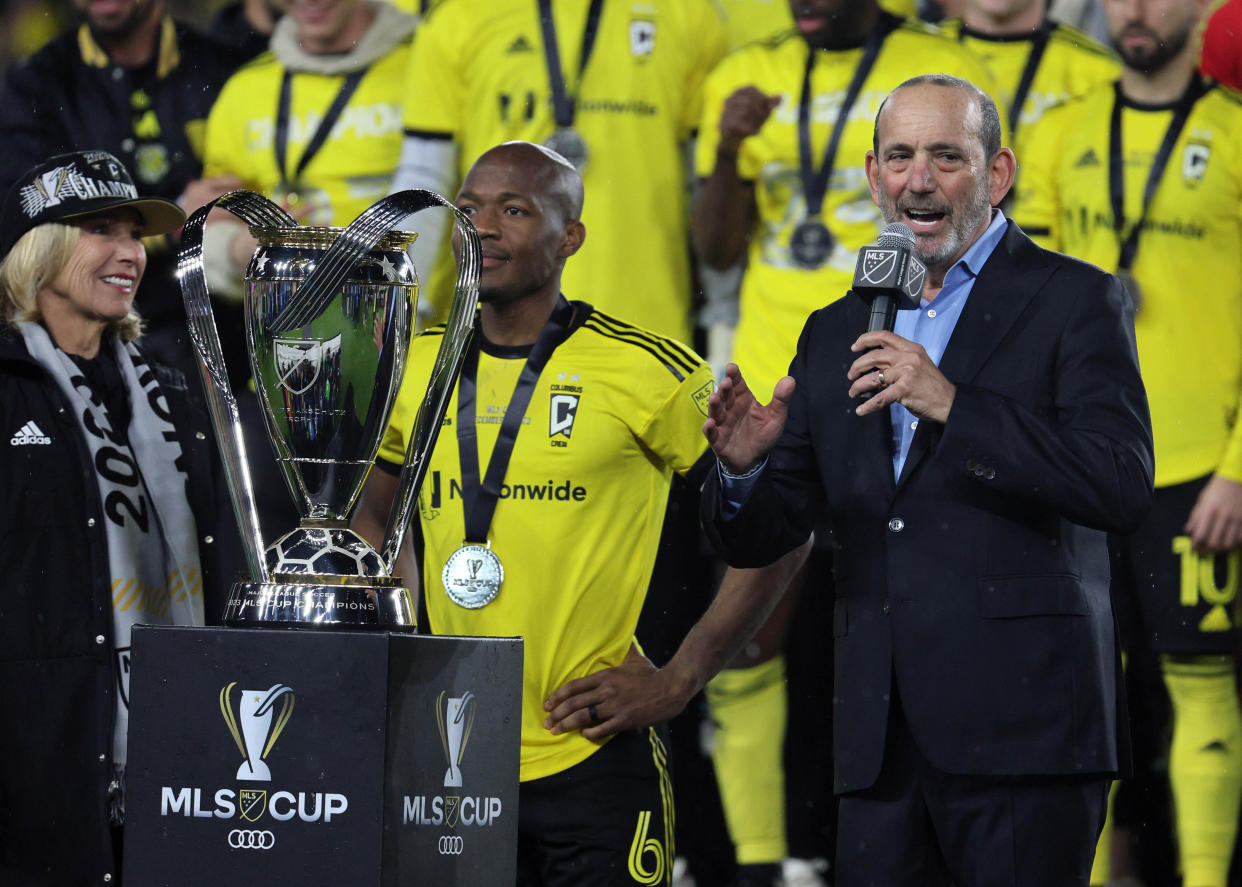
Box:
(228, 829), (276, 850)
(439, 835), (464, 855)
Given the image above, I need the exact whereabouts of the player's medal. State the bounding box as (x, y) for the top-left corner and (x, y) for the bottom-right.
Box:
(272, 181), (303, 211)
(789, 217), (835, 269)
(537, 0), (603, 174)
(1107, 77), (1206, 320)
(442, 541), (505, 609)
(449, 298), (576, 610)
(1116, 268), (1143, 313)
(793, 16), (892, 271)
(545, 127), (589, 171)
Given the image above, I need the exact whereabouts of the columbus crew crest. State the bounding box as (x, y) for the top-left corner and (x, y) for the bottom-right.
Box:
(549, 393), (580, 439)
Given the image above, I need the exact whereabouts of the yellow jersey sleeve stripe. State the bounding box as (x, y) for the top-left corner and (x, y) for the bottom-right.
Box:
(586, 310), (702, 373)
(581, 320), (694, 382)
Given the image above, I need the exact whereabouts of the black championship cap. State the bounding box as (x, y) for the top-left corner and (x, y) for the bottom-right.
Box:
(0, 150), (186, 256)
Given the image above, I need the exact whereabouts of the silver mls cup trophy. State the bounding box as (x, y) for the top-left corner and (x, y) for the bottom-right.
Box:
(178, 190), (480, 629)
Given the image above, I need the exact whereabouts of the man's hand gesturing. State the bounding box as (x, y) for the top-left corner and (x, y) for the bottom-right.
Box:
(703, 363), (795, 474)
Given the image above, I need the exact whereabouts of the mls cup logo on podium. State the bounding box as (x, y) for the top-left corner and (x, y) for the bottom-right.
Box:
(436, 691), (476, 788)
(220, 682), (295, 781)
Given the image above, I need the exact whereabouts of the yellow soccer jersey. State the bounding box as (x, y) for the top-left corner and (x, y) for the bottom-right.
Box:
(202, 40), (412, 227)
(379, 304), (713, 781)
(695, 20), (1000, 398)
(716, 0), (917, 50)
(1015, 82), (1242, 487)
(401, 0), (727, 343)
(938, 19), (1119, 160)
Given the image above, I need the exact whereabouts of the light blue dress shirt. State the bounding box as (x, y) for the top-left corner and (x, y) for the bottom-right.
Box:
(889, 209), (1009, 478)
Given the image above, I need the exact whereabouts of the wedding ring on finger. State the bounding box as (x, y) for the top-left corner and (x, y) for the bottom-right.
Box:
(588, 704), (601, 725)
(877, 370), (886, 387)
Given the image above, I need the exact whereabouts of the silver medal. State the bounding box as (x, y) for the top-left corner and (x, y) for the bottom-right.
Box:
(442, 542), (504, 609)
(545, 128), (589, 171)
(789, 219), (835, 269)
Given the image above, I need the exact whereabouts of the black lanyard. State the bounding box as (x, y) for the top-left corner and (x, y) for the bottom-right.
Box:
(798, 13), (897, 219)
(456, 297), (575, 543)
(956, 19), (1053, 139)
(274, 68), (368, 187)
(1108, 78), (1205, 271)
(537, 0), (606, 129)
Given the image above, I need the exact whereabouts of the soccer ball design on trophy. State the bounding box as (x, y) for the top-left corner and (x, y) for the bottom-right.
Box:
(267, 529), (387, 578)
(178, 190), (480, 628)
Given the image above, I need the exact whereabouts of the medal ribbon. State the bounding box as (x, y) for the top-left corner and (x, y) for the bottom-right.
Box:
(1107, 77), (1206, 273)
(274, 67), (368, 188)
(456, 296), (576, 543)
(537, 0), (606, 130)
(955, 19), (1053, 139)
(797, 12), (899, 219)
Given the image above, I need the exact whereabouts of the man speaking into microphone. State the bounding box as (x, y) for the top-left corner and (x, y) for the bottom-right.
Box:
(545, 74), (1154, 887)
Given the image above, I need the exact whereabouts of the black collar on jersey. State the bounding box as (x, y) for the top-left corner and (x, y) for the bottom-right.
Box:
(956, 18), (1055, 139)
(455, 295), (582, 543)
(798, 11), (900, 220)
(537, 0), (606, 130)
(1108, 75), (1209, 272)
(274, 67), (368, 187)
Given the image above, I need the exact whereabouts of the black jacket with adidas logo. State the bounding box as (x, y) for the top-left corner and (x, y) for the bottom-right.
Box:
(0, 326), (241, 887)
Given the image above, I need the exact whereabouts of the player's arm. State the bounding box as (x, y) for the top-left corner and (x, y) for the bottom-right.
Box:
(691, 84), (778, 269)
(543, 537), (813, 739)
(1185, 251), (1242, 552)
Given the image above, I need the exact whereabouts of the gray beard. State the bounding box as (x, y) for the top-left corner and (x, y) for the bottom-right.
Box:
(879, 178), (992, 270)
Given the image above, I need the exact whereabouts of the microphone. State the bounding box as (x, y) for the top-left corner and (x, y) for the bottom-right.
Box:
(852, 222), (926, 401)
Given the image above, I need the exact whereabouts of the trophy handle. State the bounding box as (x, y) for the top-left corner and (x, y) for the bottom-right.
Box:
(376, 197), (481, 574)
(179, 191), (298, 583)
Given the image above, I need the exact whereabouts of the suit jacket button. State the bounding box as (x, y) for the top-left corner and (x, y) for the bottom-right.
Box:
(965, 459), (977, 471)
(984, 468), (996, 480)
(882, 603), (891, 615)
(888, 517), (905, 533)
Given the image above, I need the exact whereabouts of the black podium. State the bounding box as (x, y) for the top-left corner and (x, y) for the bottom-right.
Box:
(122, 625), (522, 885)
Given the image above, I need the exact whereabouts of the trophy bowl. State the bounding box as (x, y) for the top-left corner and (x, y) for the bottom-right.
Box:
(229, 225), (416, 628)
(177, 190), (481, 631)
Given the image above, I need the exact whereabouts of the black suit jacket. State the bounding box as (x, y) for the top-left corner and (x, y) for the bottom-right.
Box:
(705, 222), (1154, 794)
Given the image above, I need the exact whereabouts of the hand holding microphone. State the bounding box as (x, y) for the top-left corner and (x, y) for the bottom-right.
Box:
(851, 223), (924, 403)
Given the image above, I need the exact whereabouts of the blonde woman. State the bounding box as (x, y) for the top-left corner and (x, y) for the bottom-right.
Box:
(0, 150), (238, 886)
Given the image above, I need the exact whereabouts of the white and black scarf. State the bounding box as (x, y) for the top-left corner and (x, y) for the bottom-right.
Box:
(19, 322), (204, 815)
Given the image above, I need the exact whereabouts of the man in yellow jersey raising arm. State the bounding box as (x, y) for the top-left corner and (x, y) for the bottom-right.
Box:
(1016, 1), (1242, 885)
(354, 140), (740, 887)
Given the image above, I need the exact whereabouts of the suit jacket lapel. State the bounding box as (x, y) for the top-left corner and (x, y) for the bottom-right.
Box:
(895, 222), (1055, 489)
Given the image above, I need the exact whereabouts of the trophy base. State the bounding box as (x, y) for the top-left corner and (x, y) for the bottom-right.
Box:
(223, 582), (416, 631)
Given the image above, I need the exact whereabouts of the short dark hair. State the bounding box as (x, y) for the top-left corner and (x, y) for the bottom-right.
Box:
(872, 74), (1002, 161)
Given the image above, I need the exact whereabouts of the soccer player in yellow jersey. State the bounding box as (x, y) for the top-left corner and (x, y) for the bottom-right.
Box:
(1016, 1), (1242, 885)
(937, 0), (1118, 171)
(390, 0), (727, 343)
(691, 3), (995, 882)
(200, 0), (416, 298)
(354, 141), (714, 886)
